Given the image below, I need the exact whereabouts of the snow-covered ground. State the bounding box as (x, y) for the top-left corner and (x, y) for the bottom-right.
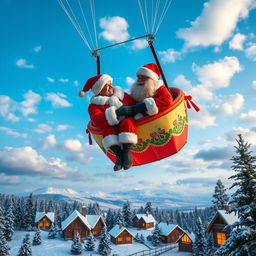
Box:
(160, 247), (192, 256)
(8, 230), (192, 256)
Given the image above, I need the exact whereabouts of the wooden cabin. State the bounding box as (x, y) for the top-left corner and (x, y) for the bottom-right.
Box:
(87, 215), (105, 236)
(177, 231), (195, 252)
(158, 222), (185, 243)
(35, 211), (54, 231)
(206, 209), (239, 248)
(132, 214), (156, 229)
(109, 224), (134, 245)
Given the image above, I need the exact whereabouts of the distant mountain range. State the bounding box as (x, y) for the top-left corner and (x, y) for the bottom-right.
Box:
(29, 187), (211, 210)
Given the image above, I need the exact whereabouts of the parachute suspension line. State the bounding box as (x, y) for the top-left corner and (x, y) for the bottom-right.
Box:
(144, 0), (150, 35)
(78, 0), (95, 50)
(154, 0), (173, 35)
(89, 0), (98, 49)
(152, 0), (160, 34)
(138, 0), (149, 34)
(57, 0), (92, 52)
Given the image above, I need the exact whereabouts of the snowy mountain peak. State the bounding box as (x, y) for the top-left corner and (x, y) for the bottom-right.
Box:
(33, 187), (80, 196)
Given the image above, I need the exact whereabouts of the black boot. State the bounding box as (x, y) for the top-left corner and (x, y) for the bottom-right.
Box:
(110, 145), (123, 171)
(122, 143), (133, 170)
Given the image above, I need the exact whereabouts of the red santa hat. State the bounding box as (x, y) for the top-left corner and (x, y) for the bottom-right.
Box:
(136, 63), (161, 81)
(78, 74), (113, 97)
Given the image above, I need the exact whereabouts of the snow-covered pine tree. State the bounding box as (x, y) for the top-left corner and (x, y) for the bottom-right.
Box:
(216, 134), (256, 256)
(151, 223), (161, 246)
(71, 233), (82, 255)
(24, 194), (34, 230)
(193, 217), (207, 256)
(135, 233), (140, 242)
(140, 234), (145, 244)
(122, 200), (132, 227)
(14, 198), (23, 230)
(98, 226), (111, 256)
(0, 229), (10, 256)
(85, 231), (95, 251)
(105, 209), (114, 231)
(48, 224), (57, 239)
(205, 233), (214, 256)
(17, 233), (32, 256)
(32, 228), (42, 245)
(115, 210), (124, 226)
(4, 201), (15, 241)
(47, 200), (54, 212)
(38, 200), (45, 212)
(144, 202), (153, 214)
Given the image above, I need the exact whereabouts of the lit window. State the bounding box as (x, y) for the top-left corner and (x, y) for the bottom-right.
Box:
(126, 237), (131, 241)
(217, 232), (226, 245)
(93, 231), (97, 235)
(117, 237), (122, 242)
(181, 234), (191, 244)
(45, 222), (49, 227)
(39, 223), (43, 227)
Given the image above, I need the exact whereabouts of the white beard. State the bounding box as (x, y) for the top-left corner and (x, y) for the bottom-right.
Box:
(131, 78), (157, 102)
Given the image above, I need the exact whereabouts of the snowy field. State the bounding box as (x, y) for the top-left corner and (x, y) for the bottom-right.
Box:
(8, 230), (192, 256)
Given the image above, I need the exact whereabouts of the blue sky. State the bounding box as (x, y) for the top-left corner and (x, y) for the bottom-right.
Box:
(0, 0), (256, 204)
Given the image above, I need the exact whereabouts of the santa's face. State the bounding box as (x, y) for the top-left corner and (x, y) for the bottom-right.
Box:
(131, 76), (157, 102)
(98, 82), (114, 97)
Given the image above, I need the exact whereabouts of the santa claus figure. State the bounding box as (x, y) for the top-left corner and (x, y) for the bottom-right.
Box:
(79, 74), (137, 171)
(118, 63), (173, 118)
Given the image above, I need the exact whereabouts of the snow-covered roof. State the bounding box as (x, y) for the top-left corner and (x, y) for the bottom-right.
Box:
(109, 224), (134, 238)
(177, 231), (195, 243)
(218, 210), (239, 225)
(87, 215), (105, 228)
(35, 212), (55, 223)
(61, 210), (91, 230)
(158, 222), (185, 236)
(135, 214), (156, 223)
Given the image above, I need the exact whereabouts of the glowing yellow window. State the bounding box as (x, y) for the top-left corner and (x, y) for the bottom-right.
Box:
(126, 236), (131, 241)
(39, 223), (43, 227)
(43, 217), (47, 221)
(217, 232), (226, 245)
(142, 223), (145, 226)
(45, 222), (49, 227)
(93, 231), (97, 235)
(117, 237), (122, 242)
(181, 234), (191, 244)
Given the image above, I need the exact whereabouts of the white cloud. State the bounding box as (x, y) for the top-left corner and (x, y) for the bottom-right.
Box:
(214, 93), (244, 115)
(240, 109), (256, 123)
(40, 134), (57, 150)
(192, 56), (242, 89)
(252, 80), (256, 90)
(16, 58), (34, 69)
(126, 76), (135, 86)
(158, 48), (181, 63)
(46, 93), (72, 108)
(73, 80), (80, 87)
(229, 33), (246, 50)
(190, 85), (213, 101)
(34, 124), (52, 133)
(173, 75), (192, 92)
(20, 90), (42, 116)
(99, 16), (130, 43)
(59, 78), (69, 83)
(0, 126), (27, 138)
(225, 127), (256, 146)
(0, 173), (21, 184)
(33, 45), (42, 52)
(189, 106), (216, 128)
(177, 0), (255, 48)
(0, 95), (19, 122)
(0, 146), (81, 179)
(245, 42), (256, 61)
(47, 77), (55, 83)
(62, 139), (82, 152)
(56, 124), (71, 131)
(131, 39), (148, 50)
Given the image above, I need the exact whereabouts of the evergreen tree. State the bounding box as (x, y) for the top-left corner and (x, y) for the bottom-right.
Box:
(38, 200), (45, 212)
(193, 217), (207, 256)
(4, 201), (15, 241)
(0, 229), (10, 256)
(0, 204), (5, 232)
(71, 233), (82, 255)
(122, 201), (132, 227)
(14, 199), (23, 229)
(24, 194), (34, 230)
(115, 210), (124, 226)
(47, 200), (54, 212)
(135, 233), (140, 242)
(48, 224), (57, 239)
(205, 233), (214, 256)
(216, 134), (256, 256)
(144, 202), (153, 214)
(151, 223), (161, 246)
(105, 209), (114, 231)
(140, 234), (145, 244)
(98, 227), (111, 256)
(85, 232), (95, 251)
(32, 228), (42, 245)
(17, 233), (32, 256)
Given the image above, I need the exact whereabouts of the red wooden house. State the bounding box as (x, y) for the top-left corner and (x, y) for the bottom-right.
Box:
(35, 211), (55, 231)
(158, 222), (185, 243)
(87, 215), (105, 236)
(177, 231), (195, 252)
(206, 209), (239, 248)
(132, 214), (156, 229)
(109, 224), (134, 245)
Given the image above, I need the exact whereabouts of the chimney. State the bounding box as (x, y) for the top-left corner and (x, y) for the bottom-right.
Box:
(118, 222), (122, 229)
(223, 205), (232, 212)
(81, 206), (87, 217)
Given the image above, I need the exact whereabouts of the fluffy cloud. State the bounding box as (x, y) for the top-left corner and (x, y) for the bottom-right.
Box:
(194, 146), (234, 161)
(99, 16), (130, 42)
(16, 58), (34, 69)
(34, 124), (52, 133)
(252, 80), (256, 90)
(39, 134), (56, 150)
(229, 33), (247, 50)
(177, 0), (255, 48)
(240, 109), (256, 123)
(126, 77), (135, 86)
(0, 146), (81, 179)
(173, 75), (192, 92)
(0, 126), (27, 138)
(192, 56), (242, 89)
(56, 124), (71, 131)
(62, 139), (82, 152)
(158, 48), (180, 63)
(20, 90), (42, 116)
(245, 42), (256, 61)
(0, 173), (21, 184)
(189, 106), (216, 128)
(214, 93), (244, 115)
(46, 93), (72, 108)
(225, 127), (256, 146)
(59, 78), (69, 83)
(131, 39), (148, 50)
(33, 45), (42, 52)
(47, 77), (55, 83)
(0, 95), (19, 122)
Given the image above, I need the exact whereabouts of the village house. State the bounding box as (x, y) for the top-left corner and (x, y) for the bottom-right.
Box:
(132, 213), (156, 229)
(177, 231), (195, 252)
(109, 223), (134, 245)
(35, 211), (55, 231)
(206, 208), (239, 248)
(61, 206), (105, 240)
(158, 222), (185, 243)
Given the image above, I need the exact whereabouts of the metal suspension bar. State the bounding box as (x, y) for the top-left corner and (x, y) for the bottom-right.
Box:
(96, 55), (101, 75)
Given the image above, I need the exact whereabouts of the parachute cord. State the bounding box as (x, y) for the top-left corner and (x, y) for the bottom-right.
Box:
(90, 0), (98, 49)
(151, 0), (154, 34)
(78, 0), (95, 50)
(144, 0), (150, 35)
(155, 0), (173, 35)
(152, 0), (160, 34)
(138, 0), (149, 34)
(57, 0), (92, 52)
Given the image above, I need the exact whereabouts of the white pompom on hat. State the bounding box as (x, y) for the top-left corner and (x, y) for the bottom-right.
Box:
(136, 63), (161, 81)
(78, 74), (113, 97)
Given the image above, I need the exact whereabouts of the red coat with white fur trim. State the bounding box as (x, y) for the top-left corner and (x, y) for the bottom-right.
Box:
(143, 84), (173, 116)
